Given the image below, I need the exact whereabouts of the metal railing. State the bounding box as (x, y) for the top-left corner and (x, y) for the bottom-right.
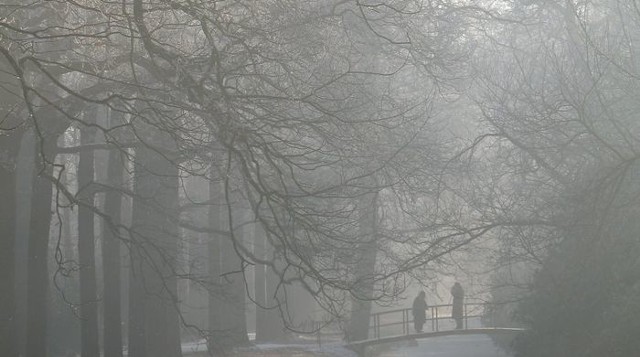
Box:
(368, 302), (494, 340)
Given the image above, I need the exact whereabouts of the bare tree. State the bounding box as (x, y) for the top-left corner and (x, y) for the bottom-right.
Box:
(0, 0), (509, 355)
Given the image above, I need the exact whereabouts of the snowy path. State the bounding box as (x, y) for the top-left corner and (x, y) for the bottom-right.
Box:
(370, 334), (513, 357)
(177, 333), (512, 356)
(179, 340), (358, 357)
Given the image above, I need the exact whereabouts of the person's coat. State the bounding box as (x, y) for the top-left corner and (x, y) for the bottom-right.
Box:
(412, 295), (427, 324)
(451, 283), (464, 319)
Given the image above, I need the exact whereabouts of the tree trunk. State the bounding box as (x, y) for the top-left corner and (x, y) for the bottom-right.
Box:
(253, 222), (268, 342)
(102, 113), (124, 357)
(128, 143), (181, 357)
(263, 244), (288, 342)
(180, 176), (209, 336)
(14, 131), (35, 357)
(207, 176), (223, 354)
(208, 176), (250, 352)
(25, 141), (55, 357)
(207, 178), (249, 351)
(207, 228), (222, 353)
(347, 192), (378, 342)
(78, 124), (100, 357)
(0, 129), (21, 357)
(127, 250), (146, 357)
(0, 52), (26, 357)
(219, 208), (249, 346)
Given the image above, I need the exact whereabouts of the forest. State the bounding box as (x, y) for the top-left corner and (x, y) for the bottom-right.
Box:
(2, 1), (640, 357)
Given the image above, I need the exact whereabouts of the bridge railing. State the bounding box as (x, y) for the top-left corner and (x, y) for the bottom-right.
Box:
(368, 301), (495, 339)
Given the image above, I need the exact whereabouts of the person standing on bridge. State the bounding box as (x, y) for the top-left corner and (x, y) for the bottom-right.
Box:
(451, 282), (464, 329)
(412, 291), (428, 333)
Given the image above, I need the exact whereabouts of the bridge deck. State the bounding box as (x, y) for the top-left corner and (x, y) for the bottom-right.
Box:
(345, 327), (525, 353)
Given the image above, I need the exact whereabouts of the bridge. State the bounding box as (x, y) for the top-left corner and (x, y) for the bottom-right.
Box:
(343, 302), (525, 356)
(176, 302), (524, 356)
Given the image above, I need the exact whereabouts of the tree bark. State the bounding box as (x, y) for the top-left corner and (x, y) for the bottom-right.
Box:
(347, 192), (378, 342)
(208, 176), (250, 352)
(78, 124), (100, 357)
(207, 221), (222, 353)
(0, 49), (26, 357)
(263, 245), (288, 342)
(129, 143), (181, 357)
(219, 207), (249, 346)
(0, 129), (21, 357)
(25, 141), (56, 357)
(127, 249), (146, 357)
(102, 113), (124, 357)
(207, 175), (223, 353)
(14, 131), (35, 357)
(253, 222), (268, 342)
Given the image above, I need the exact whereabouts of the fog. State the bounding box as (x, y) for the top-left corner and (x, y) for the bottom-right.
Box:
(1, 1), (639, 357)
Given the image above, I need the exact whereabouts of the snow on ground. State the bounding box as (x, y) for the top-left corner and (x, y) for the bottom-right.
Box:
(180, 339), (357, 356)
(370, 334), (513, 357)
(179, 333), (513, 356)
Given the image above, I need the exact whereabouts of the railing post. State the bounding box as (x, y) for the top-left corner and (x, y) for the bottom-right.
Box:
(464, 303), (468, 329)
(372, 314), (376, 339)
(430, 306), (435, 332)
(402, 309), (406, 335)
(316, 320), (321, 348)
(370, 313), (375, 340)
(407, 309), (410, 334)
(435, 307), (439, 332)
(491, 303), (497, 328)
(406, 309), (410, 334)
(373, 314), (376, 339)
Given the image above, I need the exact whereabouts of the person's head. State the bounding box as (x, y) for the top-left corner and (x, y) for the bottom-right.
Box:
(418, 291), (425, 298)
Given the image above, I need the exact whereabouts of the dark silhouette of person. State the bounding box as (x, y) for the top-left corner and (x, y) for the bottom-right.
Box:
(451, 282), (464, 329)
(412, 291), (428, 333)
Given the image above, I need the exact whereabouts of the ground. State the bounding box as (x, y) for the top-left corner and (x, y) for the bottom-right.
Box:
(182, 334), (513, 357)
(182, 340), (357, 357)
(370, 334), (513, 357)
